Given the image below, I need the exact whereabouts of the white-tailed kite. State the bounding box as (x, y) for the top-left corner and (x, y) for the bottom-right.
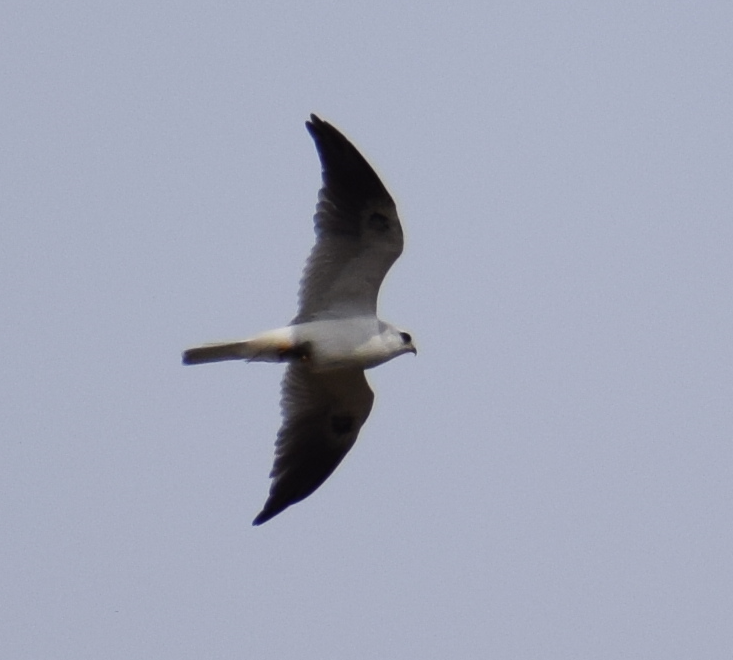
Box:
(183, 115), (415, 525)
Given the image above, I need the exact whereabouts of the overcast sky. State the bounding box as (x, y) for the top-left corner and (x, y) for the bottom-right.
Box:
(2, 2), (732, 658)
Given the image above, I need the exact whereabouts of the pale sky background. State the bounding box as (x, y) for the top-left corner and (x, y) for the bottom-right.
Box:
(2, 2), (732, 658)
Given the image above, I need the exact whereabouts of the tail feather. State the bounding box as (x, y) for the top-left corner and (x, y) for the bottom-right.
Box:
(182, 341), (252, 365)
(182, 327), (299, 366)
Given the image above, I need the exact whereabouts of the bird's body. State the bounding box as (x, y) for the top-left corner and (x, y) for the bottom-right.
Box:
(183, 115), (415, 525)
(183, 318), (413, 372)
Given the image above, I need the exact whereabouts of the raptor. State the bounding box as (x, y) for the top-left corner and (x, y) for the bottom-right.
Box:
(183, 115), (415, 525)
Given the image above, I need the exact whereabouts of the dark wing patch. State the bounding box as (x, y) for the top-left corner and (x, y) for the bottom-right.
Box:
(368, 212), (391, 232)
(331, 415), (355, 435)
(252, 364), (374, 525)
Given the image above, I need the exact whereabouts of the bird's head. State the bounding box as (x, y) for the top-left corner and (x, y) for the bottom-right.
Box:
(389, 327), (417, 356)
(395, 329), (417, 356)
(377, 323), (417, 357)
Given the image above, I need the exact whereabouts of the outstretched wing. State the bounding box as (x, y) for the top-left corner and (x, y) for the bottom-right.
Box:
(292, 115), (404, 323)
(252, 363), (375, 525)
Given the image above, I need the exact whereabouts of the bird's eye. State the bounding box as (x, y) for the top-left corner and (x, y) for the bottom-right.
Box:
(399, 332), (412, 344)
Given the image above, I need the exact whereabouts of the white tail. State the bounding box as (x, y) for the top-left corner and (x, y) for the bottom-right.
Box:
(182, 327), (301, 366)
(182, 340), (253, 365)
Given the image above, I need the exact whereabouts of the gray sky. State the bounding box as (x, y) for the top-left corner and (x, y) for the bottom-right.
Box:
(2, 2), (732, 658)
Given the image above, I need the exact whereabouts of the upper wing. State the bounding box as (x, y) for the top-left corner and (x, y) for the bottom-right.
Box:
(252, 363), (375, 525)
(292, 115), (404, 323)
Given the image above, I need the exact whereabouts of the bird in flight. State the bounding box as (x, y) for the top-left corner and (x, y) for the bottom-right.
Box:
(182, 115), (415, 525)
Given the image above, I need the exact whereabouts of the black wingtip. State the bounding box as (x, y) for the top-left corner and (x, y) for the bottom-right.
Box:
(305, 113), (327, 140)
(304, 113), (392, 205)
(252, 504), (284, 526)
